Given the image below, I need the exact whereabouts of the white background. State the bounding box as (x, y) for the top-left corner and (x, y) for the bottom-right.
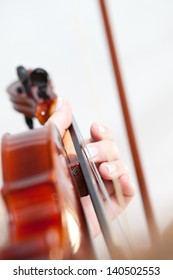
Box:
(0, 0), (173, 257)
(0, 260), (171, 279)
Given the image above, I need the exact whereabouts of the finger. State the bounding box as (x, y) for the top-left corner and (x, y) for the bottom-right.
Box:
(119, 174), (136, 199)
(99, 161), (135, 198)
(99, 160), (128, 180)
(45, 97), (72, 137)
(90, 122), (114, 141)
(86, 140), (120, 163)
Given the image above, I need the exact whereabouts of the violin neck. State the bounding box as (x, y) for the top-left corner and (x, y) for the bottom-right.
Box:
(66, 118), (125, 259)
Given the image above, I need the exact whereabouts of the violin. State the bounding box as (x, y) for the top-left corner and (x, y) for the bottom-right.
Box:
(1, 1), (172, 260)
(0, 66), (124, 260)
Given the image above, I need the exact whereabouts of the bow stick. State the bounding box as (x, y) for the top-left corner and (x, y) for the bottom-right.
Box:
(98, 0), (158, 240)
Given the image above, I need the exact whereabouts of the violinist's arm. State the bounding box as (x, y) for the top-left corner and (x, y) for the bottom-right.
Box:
(46, 97), (135, 236)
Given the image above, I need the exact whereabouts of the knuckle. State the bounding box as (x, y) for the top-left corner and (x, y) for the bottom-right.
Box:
(121, 161), (129, 173)
(111, 142), (120, 159)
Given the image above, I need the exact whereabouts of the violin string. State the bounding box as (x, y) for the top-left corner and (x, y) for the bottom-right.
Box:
(69, 119), (129, 258)
(72, 117), (133, 255)
(66, 0), (116, 213)
(67, 0), (103, 121)
(67, 0), (134, 253)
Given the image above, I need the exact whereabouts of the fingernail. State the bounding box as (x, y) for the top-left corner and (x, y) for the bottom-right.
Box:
(97, 123), (105, 133)
(85, 145), (99, 159)
(104, 163), (117, 174)
(55, 96), (63, 111)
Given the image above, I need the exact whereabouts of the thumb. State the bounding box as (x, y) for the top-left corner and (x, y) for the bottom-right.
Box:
(45, 97), (72, 137)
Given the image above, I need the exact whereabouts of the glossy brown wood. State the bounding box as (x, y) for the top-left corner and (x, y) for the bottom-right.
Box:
(98, 0), (158, 240)
(0, 231), (61, 260)
(0, 123), (95, 259)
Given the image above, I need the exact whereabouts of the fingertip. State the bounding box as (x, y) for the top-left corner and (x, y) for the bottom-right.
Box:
(90, 122), (114, 141)
(98, 163), (113, 180)
(119, 174), (136, 197)
(90, 122), (105, 140)
(99, 164), (135, 198)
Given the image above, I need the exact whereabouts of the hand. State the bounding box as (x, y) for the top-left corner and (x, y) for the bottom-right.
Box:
(46, 97), (135, 237)
(81, 122), (135, 236)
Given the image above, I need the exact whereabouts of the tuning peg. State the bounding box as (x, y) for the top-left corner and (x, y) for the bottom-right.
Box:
(30, 68), (49, 86)
(16, 65), (31, 95)
(30, 68), (49, 100)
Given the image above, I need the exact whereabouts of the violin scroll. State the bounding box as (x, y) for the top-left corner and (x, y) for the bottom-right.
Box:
(7, 66), (57, 129)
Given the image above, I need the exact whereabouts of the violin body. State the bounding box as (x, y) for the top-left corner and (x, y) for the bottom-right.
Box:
(0, 123), (95, 259)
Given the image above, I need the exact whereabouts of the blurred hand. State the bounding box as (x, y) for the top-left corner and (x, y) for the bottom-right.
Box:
(46, 97), (135, 236)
